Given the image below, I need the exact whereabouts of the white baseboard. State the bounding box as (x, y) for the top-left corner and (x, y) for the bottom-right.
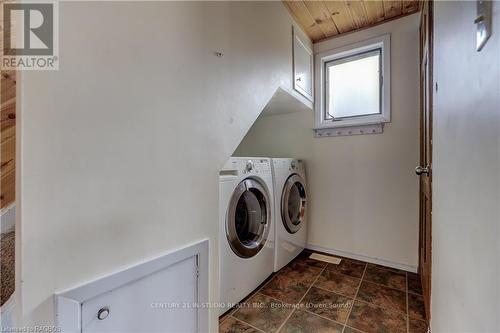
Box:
(0, 292), (16, 328)
(306, 244), (418, 273)
(1, 203), (15, 234)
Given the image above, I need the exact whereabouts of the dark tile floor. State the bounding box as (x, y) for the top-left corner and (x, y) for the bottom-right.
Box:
(219, 251), (428, 333)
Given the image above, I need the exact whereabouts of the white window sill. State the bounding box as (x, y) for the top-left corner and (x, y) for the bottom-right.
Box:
(314, 123), (384, 138)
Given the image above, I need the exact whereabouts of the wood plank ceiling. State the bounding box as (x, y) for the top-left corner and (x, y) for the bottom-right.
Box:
(0, 70), (15, 209)
(283, 0), (422, 42)
(1, 0), (16, 208)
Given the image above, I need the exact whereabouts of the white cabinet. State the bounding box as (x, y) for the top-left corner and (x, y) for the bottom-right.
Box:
(292, 26), (313, 102)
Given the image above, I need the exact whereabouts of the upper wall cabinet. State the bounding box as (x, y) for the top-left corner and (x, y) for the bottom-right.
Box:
(292, 26), (313, 102)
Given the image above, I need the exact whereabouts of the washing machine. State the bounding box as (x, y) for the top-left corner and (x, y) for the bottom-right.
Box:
(272, 158), (308, 272)
(219, 157), (275, 314)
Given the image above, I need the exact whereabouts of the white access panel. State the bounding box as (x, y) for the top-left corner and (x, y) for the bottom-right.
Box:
(293, 26), (313, 101)
(82, 256), (197, 333)
(55, 239), (208, 333)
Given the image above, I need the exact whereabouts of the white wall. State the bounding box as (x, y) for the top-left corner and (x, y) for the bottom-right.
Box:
(235, 14), (420, 270)
(17, 2), (302, 330)
(432, 2), (499, 331)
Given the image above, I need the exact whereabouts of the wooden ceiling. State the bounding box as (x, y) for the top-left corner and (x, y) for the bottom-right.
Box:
(283, 0), (422, 42)
(1, 0), (16, 208)
(0, 69), (15, 208)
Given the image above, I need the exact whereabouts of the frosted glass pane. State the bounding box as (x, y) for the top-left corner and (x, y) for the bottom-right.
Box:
(327, 52), (380, 118)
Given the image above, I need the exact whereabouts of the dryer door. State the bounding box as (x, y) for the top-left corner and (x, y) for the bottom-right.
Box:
(281, 174), (307, 234)
(227, 178), (271, 258)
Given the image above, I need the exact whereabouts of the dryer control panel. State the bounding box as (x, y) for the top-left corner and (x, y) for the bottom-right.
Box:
(272, 158), (305, 172)
(289, 159), (305, 172)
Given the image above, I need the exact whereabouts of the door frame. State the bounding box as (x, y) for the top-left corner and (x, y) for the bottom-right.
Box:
(418, 0), (433, 324)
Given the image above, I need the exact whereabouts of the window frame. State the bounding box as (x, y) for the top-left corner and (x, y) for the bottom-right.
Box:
(314, 34), (391, 129)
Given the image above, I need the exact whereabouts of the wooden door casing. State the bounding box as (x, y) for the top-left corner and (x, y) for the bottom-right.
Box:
(419, 0), (433, 323)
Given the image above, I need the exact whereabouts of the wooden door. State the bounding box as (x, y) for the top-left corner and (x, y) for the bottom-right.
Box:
(418, 0), (433, 323)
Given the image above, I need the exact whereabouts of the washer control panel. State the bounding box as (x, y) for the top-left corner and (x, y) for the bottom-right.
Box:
(222, 158), (271, 176)
(242, 159), (270, 175)
(246, 160), (254, 172)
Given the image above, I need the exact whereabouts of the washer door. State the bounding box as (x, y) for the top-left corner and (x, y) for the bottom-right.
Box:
(227, 178), (271, 258)
(281, 174), (307, 234)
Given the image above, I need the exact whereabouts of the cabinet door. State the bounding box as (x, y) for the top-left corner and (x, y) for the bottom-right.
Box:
(293, 27), (313, 101)
(81, 256), (198, 332)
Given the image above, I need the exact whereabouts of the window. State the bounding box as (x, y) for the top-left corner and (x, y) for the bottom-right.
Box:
(325, 49), (381, 119)
(315, 35), (390, 135)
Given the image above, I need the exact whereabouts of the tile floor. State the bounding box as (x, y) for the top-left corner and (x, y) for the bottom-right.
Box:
(219, 251), (427, 333)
